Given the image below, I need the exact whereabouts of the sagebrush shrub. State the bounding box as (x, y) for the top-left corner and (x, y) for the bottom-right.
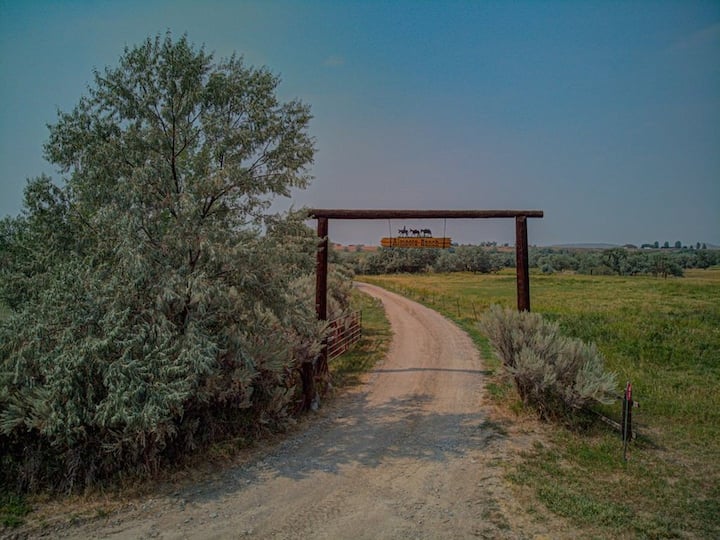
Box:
(479, 305), (617, 419)
(0, 34), (336, 492)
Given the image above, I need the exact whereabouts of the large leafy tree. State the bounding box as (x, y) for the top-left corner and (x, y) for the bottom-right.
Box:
(0, 34), (325, 491)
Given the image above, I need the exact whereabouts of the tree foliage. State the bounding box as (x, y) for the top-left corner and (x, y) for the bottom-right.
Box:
(0, 34), (339, 491)
(353, 246), (508, 275)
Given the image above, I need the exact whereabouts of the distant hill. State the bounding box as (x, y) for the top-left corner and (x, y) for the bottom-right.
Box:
(331, 241), (719, 251)
(549, 242), (720, 250)
(549, 243), (619, 249)
(331, 243), (378, 252)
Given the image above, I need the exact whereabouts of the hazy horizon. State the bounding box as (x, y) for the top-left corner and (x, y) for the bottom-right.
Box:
(1, 1), (718, 247)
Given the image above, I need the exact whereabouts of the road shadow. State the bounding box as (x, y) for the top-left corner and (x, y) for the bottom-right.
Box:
(187, 385), (509, 504)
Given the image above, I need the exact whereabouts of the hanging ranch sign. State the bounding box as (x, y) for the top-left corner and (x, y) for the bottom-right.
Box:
(380, 236), (452, 248)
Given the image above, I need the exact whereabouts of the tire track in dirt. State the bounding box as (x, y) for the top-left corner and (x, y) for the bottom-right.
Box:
(49, 283), (575, 539)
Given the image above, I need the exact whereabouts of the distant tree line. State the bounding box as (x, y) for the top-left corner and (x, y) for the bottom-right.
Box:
(639, 241), (709, 250)
(341, 245), (720, 277)
(344, 246), (513, 275)
(531, 247), (719, 277)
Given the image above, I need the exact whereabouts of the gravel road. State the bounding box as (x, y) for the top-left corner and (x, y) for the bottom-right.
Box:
(43, 283), (572, 539)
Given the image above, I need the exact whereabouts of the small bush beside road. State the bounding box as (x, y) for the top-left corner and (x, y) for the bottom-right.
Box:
(480, 305), (617, 420)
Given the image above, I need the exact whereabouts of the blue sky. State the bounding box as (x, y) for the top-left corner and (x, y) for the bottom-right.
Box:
(1, 1), (718, 246)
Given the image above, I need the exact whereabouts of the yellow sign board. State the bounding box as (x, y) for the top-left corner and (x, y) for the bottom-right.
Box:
(380, 237), (452, 249)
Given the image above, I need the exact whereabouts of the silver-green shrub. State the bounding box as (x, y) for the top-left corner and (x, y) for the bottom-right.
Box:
(479, 305), (617, 418)
(0, 34), (338, 492)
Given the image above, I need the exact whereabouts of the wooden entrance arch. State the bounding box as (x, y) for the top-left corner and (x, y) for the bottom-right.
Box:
(301, 208), (544, 410)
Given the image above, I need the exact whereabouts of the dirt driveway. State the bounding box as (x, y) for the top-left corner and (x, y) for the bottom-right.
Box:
(38, 283), (572, 539)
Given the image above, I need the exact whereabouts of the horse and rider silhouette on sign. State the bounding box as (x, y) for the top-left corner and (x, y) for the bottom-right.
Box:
(380, 224), (451, 249)
(398, 226), (432, 238)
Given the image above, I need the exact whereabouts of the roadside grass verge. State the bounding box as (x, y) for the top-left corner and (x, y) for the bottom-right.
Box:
(0, 490), (31, 528)
(359, 269), (720, 538)
(329, 286), (392, 387)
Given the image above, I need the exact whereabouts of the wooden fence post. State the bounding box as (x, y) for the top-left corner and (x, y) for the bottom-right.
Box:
(316, 217), (329, 323)
(515, 215), (531, 312)
(304, 217), (329, 410)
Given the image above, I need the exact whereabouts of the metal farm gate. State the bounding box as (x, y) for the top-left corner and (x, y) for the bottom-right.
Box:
(327, 310), (362, 361)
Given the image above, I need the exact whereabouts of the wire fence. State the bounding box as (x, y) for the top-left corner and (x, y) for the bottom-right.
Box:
(390, 286), (485, 322)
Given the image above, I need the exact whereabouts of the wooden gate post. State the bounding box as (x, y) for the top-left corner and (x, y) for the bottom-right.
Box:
(303, 217), (329, 410)
(315, 217), (329, 322)
(515, 215), (531, 312)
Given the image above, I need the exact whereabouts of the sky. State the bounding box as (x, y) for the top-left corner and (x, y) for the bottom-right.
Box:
(1, 1), (718, 247)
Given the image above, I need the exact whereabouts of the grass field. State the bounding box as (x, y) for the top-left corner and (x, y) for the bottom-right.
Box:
(359, 268), (720, 538)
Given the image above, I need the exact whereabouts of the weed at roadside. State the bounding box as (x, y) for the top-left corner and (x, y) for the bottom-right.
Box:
(0, 490), (31, 528)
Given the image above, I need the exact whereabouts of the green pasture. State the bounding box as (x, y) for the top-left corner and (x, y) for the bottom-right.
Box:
(359, 268), (720, 538)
